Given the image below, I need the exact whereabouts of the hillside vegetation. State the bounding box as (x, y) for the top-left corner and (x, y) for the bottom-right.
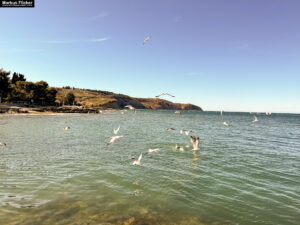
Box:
(56, 88), (202, 110)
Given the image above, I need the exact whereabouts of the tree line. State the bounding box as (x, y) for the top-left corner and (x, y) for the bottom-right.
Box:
(0, 68), (58, 105)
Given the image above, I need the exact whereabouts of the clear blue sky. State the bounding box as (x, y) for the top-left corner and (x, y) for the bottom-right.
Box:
(1, 0), (300, 113)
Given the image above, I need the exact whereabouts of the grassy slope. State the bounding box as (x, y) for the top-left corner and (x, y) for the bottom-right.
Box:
(55, 88), (202, 110)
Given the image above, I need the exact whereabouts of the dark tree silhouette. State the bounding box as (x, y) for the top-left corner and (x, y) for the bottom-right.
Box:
(11, 72), (26, 84)
(64, 92), (76, 105)
(0, 69), (11, 99)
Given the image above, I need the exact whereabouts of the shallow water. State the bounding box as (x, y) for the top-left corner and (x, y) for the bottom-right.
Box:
(0, 111), (299, 225)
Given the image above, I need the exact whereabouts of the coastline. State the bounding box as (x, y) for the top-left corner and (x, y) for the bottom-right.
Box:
(0, 104), (202, 115)
(0, 105), (104, 114)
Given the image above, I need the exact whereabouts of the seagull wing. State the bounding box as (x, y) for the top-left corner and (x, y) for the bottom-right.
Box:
(138, 153), (142, 162)
(107, 136), (117, 145)
(114, 126), (120, 134)
(166, 93), (175, 97)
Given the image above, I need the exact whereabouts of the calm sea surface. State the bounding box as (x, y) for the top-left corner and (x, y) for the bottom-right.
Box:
(0, 110), (299, 225)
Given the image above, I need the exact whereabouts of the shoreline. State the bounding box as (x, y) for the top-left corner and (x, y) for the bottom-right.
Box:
(0, 104), (105, 114)
(0, 102), (203, 115)
(0, 105), (199, 115)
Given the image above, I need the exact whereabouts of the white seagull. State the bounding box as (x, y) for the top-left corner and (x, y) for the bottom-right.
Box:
(166, 128), (175, 131)
(132, 153), (143, 165)
(63, 126), (70, 131)
(180, 129), (192, 135)
(175, 144), (184, 152)
(155, 93), (175, 98)
(146, 148), (160, 155)
(125, 105), (135, 110)
(142, 36), (151, 45)
(107, 135), (124, 146)
(253, 116), (259, 123)
(190, 136), (200, 150)
(113, 126), (120, 135)
(0, 142), (7, 146)
(223, 122), (229, 127)
(124, 105), (137, 113)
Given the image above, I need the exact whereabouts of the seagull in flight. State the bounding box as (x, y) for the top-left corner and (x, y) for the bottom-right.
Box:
(180, 129), (192, 135)
(190, 136), (200, 150)
(125, 105), (135, 110)
(252, 116), (259, 123)
(124, 105), (137, 113)
(107, 135), (124, 146)
(146, 148), (160, 155)
(113, 126), (120, 135)
(142, 36), (151, 45)
(132, 153), (143, 165)
(223, 122), (229, 127)
(155, 93), (175, 98)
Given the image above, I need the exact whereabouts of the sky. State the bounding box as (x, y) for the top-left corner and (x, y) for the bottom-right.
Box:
(0, 0), (300, 113)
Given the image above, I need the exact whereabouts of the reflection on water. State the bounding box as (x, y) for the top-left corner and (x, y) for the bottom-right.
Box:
(0, 111), (300, 225)
(191, 151), (201, 169)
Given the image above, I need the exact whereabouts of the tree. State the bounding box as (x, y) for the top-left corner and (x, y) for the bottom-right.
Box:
(7, 80), (57, 105)
(11, 72), (26, 84)
(45, 88), (57, 105)
(0, 69), (11, 100)
(64, 92), (76, 105)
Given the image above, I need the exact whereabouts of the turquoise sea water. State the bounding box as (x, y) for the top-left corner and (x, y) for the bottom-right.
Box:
(0, 110), (299, 225)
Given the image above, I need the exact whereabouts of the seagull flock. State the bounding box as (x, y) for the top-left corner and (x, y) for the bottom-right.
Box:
(102, 109), (265, 166)
(0, 108), (268, 166)
(105, 108), (201, 166)
(222, 111), (262, 127)
(56, 109), (265, 163)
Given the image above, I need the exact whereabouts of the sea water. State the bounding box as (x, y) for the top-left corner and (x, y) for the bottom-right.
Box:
(0, 111), (299, 224)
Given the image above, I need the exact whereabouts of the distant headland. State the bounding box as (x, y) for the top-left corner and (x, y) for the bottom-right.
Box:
(0, 69), (202, 113)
